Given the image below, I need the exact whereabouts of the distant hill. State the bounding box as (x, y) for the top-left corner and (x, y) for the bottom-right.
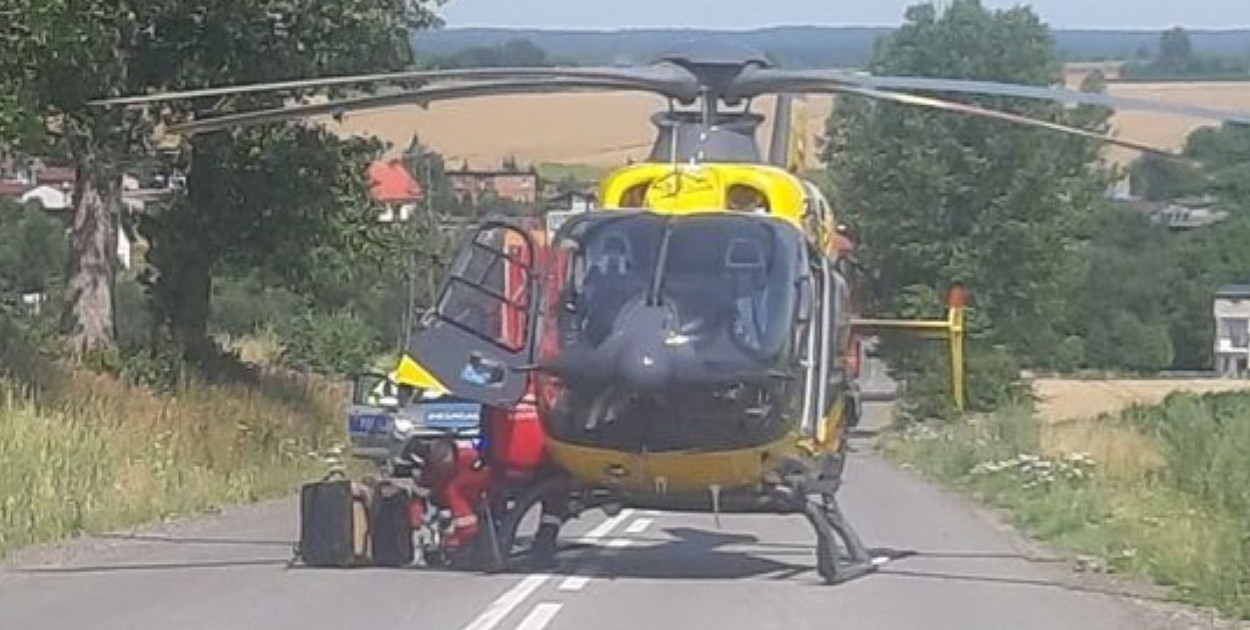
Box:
(412, 26), (1250, 69)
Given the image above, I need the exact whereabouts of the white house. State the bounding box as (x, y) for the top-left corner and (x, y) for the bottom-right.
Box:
(20, 185), (71, 211)
(1214, 285), (1250, 377)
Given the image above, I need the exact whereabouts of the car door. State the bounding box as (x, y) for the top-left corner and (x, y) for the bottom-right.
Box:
(408, 220), (541, 408)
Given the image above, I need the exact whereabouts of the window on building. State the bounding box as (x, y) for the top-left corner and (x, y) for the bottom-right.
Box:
(1220, 317), (1249, 348)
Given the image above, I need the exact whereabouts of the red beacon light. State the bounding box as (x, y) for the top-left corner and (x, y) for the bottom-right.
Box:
(947, 283), (967, 309)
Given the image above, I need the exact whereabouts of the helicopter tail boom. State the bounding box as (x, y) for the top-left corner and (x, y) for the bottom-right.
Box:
(851, 284), (967, 411)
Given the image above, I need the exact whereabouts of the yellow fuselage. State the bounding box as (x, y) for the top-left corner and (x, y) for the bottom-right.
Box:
(541, 161), (847, 496)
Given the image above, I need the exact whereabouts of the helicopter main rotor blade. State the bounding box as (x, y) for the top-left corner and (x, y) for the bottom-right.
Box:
(732, 69), (1250, 126)
(831, 85), (1183, 158)
(165, 78), (667, 136)
(92, 65), (700, 107)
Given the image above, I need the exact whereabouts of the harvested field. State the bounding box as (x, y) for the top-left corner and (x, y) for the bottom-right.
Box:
(1033, 377), (1250, 423)
(323, 77), (1250, 172)
(1100, 81), (1250, 167)
(1034, 378), (1250, 478)
(323, 93), (831, 169)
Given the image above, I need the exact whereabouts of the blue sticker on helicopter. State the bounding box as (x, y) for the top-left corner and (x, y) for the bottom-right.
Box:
(461, 362), (490, 385)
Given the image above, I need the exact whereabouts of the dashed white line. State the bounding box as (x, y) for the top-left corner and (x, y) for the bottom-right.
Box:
(460, 574), (551, 630)
(460, 509), (643, 630)
(515, 603), (563, 630)
(583, 509), (636, 540)
(624, 517), (653, 534)
(558, 574), (591, 591)
(602, 538), (632, 556)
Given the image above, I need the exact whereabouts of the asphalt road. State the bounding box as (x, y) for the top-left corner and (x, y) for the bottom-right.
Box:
(0, 402), (1192, 630)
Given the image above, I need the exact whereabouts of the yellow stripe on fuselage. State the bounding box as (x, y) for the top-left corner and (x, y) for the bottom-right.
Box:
(544, 434), (801, 494)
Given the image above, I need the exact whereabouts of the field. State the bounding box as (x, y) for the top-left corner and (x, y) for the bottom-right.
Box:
(323, 74), (1250, 172)
(1034, 377), (1250, 423)
(1034, 378), (1250, 479)
(883, 379), (1250, 619)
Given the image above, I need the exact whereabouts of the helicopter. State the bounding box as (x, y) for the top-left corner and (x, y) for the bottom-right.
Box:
(95, 40), (1250, 583)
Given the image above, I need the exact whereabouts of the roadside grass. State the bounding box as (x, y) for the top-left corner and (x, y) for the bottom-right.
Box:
(881, 394), (1250, 620)
(0, 329), (349, 559)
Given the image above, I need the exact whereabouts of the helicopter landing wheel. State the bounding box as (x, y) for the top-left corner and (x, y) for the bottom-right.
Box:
(487, 476), (569, 573)
(806, 493), (876, 585)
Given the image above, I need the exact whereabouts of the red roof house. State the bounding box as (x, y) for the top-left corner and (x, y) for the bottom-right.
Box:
(368, 160), (423, 204)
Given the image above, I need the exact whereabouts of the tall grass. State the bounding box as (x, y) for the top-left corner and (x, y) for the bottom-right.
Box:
(883, 394), (1250, 620)
(0, 323), (347, 558)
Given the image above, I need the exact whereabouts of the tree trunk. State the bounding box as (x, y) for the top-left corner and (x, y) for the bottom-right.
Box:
(62, 144), (118, 358)
(166, 252), (214, 362)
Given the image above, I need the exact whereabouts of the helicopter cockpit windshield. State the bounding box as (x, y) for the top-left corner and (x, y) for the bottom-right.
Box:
(543, 211), (806, 452)
(557, 212), (801, 371)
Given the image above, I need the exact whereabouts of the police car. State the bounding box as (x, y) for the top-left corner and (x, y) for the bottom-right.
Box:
(347, 372), (484, 464)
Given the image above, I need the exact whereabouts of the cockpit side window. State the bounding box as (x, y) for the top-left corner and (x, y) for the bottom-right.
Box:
(726, 184), (769, 213)
(620, 182), (650, 208)
(560, 215), (665, 346)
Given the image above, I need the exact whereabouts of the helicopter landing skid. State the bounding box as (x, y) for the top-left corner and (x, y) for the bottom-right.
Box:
(804, 493), (877, 584)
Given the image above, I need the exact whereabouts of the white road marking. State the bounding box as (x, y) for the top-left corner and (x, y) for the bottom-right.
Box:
(583, 509), (636, 540)
(460, 574), (551, 630)
(639, 510), (662, 517)
(624, 517), (653, 534)
(558, 574), (591, 591)
(514, 603), (563, 630)
(601, 538), (632, 557)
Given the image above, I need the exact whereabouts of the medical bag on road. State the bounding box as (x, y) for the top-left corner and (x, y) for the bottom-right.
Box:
(298, 472), (372, 567)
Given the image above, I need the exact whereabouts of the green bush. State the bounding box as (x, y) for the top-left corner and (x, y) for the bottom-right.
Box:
(1125, 391), (1250, 521)
(1052, 335), (1086, 372)
(276, 308), (379, 375)
(210, 274), (303, 337)
(895, 342), (1031, 421)
(84, 341), (189, 393)
(0, 200), (68, 298)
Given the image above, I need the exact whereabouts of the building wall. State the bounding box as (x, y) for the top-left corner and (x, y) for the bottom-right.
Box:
(490, 174), (538, 204)
(1213, 297), (1250, 376)
(447, 172), (539, 204)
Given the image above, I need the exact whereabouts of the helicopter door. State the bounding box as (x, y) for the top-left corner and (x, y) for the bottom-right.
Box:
(408, 221), (540, 408)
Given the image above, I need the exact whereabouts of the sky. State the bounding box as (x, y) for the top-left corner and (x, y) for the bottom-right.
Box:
(436, 0), (1250, 30)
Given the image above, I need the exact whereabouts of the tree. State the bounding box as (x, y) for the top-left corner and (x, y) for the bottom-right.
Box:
(0, 1), (445, 359)
(141, 130), (404, 358)
(1129, 154), (1207, 201)
(122, 0), (442, 359)
(1160, 27), (1194, 71)
(824, 1), (1114, 404)
(0, 1), (150, 356)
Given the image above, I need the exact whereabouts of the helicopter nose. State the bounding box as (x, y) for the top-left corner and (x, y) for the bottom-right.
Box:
(611, 303), (676, 390)
(617, 338), (672, 390)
